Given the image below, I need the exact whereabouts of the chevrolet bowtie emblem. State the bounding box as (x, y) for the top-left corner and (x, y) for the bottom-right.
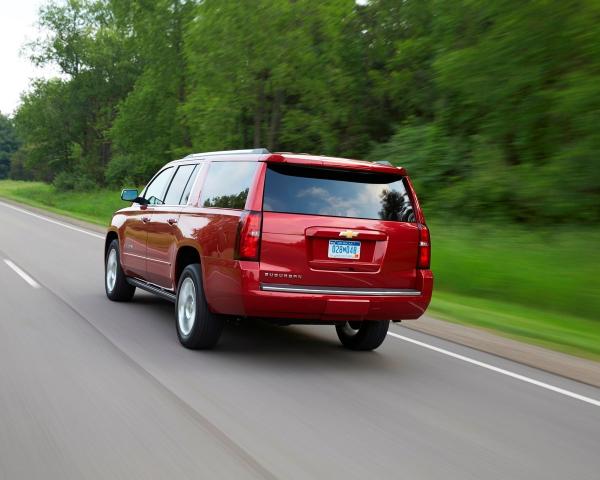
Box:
(339, 230), (359, 239)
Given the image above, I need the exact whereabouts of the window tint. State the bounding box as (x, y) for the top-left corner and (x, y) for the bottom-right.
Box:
(164, 164), (197, 205)
(200, 161), (258, 209)
(263, 164), (415, 222)
(180, 165), (200, 205)
(143, 167), (174, 205)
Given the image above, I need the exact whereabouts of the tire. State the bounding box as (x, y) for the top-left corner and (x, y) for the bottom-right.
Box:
(105, 239), (136, 302)
(335, 320), (390, 351)
(175, 264), (224, 349)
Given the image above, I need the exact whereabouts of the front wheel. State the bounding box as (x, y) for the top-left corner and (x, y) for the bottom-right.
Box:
(105, 239), (135, 302)
(176, 264), (224, 349)
(335, 320), (389, 351)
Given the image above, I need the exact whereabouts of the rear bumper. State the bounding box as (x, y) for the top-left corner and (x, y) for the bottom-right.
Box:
(238, 262), (433, 322)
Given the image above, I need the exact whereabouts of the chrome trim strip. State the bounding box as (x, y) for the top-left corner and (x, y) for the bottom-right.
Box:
(123, 252), (147, 260)
(124, 252), (174, 266)
(260, 283), (421, 296)
(146, 256), (171, 265)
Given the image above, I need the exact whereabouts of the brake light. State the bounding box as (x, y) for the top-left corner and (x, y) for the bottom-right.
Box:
(236, 211), (262, 261)
(417, 224), (430, 269)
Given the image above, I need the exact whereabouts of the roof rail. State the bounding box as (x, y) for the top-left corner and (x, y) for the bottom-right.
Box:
(373, 160), (393, 166)
(184, 148), (270, 159)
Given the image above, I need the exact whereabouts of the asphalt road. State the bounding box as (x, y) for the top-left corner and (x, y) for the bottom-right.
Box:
(0, 200), (598, 480)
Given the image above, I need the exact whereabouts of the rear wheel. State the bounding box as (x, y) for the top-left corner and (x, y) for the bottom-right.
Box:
(335, 320), (389, 351)
(176, 264), (224, 349)
(105, 239), (136, 301)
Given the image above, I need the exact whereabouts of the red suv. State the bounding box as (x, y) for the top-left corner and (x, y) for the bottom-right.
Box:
(105, 149), (432, 350)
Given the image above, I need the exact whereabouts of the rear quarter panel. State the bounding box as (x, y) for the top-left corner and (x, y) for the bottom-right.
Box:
(178, 206), (245, 315)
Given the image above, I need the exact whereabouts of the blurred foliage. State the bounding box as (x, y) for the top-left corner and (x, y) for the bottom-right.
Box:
(371, 0), (600, 223)
(429, 221), (600, 321)
(6, 0), (600, 223)
(0, 114), (20, 179)
(430, 291), (600, 360)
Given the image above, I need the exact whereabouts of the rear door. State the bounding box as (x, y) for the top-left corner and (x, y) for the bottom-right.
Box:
(260, 164), (419, 290)
(145, 163), (199, 288)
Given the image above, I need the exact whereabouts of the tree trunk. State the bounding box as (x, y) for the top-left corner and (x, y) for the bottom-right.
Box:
(173, 0), (192, 148)
(253, 80), (265, 148)
(267, 90), (284, 151)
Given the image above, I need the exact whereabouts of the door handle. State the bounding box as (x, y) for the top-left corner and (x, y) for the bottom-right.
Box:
(141, 216), (150, 223)
(167, 218), (178, 225)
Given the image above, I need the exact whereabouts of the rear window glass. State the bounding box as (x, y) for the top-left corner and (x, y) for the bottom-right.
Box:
(164, 164), (197, 205)
(200, 161), (258, 209)
(263, 164), (415, 222)
(180, 164), (200, 205)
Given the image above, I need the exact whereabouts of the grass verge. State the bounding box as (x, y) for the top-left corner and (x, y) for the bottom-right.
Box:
(429, 221), (600, 321)
(429, 291), (600, 361)
(0, 180), (121, 226)
(1, 180), (598, 360)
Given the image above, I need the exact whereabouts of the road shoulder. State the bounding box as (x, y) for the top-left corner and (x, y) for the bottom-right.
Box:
(404, 316), (600, 388)
(0, 197), (107, 235)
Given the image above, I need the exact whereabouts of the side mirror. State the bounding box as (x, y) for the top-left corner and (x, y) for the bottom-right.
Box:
(121, 189), (139, 202)
(121, 189), (149, 205)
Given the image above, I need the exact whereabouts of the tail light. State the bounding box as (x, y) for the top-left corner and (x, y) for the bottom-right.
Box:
(236, 211), (262, 261)
(417, 224), (430, 269)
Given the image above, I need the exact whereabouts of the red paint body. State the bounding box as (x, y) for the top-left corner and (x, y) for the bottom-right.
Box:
(107, 152), (433, 322)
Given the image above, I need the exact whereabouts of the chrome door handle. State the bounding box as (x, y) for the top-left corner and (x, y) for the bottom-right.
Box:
(167, 218), (178, 225)
(141, 216), (151, 223)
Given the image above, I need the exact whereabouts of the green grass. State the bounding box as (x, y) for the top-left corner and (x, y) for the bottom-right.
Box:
(1, 180), (598, 360)
(426, 222), (600, 360)
(0, 180), (122, 226)
(429, 222), (600, 321)
(429, 291), (600, 361)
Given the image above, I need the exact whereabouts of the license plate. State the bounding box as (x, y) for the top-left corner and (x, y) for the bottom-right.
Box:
(328, 240), (361, 259)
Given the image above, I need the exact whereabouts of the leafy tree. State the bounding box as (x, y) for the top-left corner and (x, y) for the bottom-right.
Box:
(14, 79), (75, 182)
(107, 0), (194, 186)
(0, 114), (20, 179)
(23, 0), (139, 187)
(370, 0), (600, 223)
(184, 0), (369, 156)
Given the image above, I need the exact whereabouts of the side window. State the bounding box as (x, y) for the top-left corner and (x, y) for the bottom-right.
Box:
(180, 164), (200, 205)
(200, 161), (258, 209)
(143, 167), (174, 205)
(164, 164), (197, 205)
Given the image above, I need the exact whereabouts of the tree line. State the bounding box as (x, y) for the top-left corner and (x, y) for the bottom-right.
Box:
(3, 0), (599, 223)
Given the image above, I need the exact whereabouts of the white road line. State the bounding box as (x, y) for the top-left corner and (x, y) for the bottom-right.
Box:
(3, 259), (41, 289)
(0, 201), (104, 239)
(388, 331), (600, 407)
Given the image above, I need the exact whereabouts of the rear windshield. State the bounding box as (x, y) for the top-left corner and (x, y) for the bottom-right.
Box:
(263, 164), (415, 222)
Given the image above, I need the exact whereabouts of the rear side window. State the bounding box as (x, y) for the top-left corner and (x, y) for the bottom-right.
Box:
(180, 165), (200, 205)
(200, 161), (258, 209)
(143, 167), (174, 205)
(263, 164), (415, 222)
(164, 164), (198, 205)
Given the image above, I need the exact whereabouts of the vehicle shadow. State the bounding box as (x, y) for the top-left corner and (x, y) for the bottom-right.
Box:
(131, 294), (399, 373)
